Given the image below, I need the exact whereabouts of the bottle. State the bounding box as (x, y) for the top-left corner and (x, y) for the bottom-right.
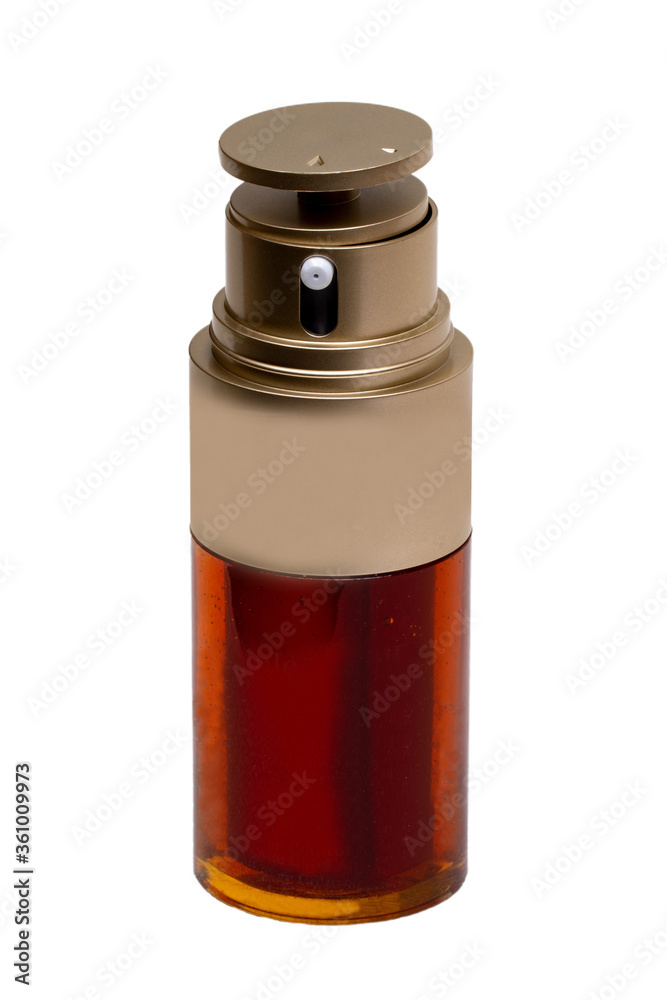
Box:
(190, 102), (473, 924)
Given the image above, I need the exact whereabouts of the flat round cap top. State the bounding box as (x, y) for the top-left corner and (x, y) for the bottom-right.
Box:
(219, 102), (433, 191)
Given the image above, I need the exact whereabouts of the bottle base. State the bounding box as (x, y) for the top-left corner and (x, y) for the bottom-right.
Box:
(194, 856), (467, 924)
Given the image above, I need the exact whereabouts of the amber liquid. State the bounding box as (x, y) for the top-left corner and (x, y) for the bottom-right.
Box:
(193, 536), (470, 923)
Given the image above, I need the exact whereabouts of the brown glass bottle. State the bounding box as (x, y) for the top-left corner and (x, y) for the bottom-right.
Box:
(193, 535), (470, 923)
(190, 102), (474, 923)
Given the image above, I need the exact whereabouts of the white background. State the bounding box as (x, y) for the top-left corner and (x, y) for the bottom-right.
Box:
(2, 0), (666, 998)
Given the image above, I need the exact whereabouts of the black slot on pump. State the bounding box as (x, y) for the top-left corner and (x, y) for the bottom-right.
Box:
(299, 255), (338, 337)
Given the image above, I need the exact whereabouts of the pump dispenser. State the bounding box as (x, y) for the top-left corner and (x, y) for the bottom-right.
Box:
(190, 103), (473, 923)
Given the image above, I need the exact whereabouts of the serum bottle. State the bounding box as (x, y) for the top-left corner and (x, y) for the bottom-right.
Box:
(190, 103), (473, 923)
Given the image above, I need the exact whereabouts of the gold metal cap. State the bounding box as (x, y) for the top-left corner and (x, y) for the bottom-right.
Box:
(190, 103), (472, 577)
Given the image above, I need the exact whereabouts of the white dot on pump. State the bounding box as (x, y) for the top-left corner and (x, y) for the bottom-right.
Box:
(300, 256), (335, 290)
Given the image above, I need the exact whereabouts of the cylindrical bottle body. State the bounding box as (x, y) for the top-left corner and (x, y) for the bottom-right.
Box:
(193, 535), (470, 924)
